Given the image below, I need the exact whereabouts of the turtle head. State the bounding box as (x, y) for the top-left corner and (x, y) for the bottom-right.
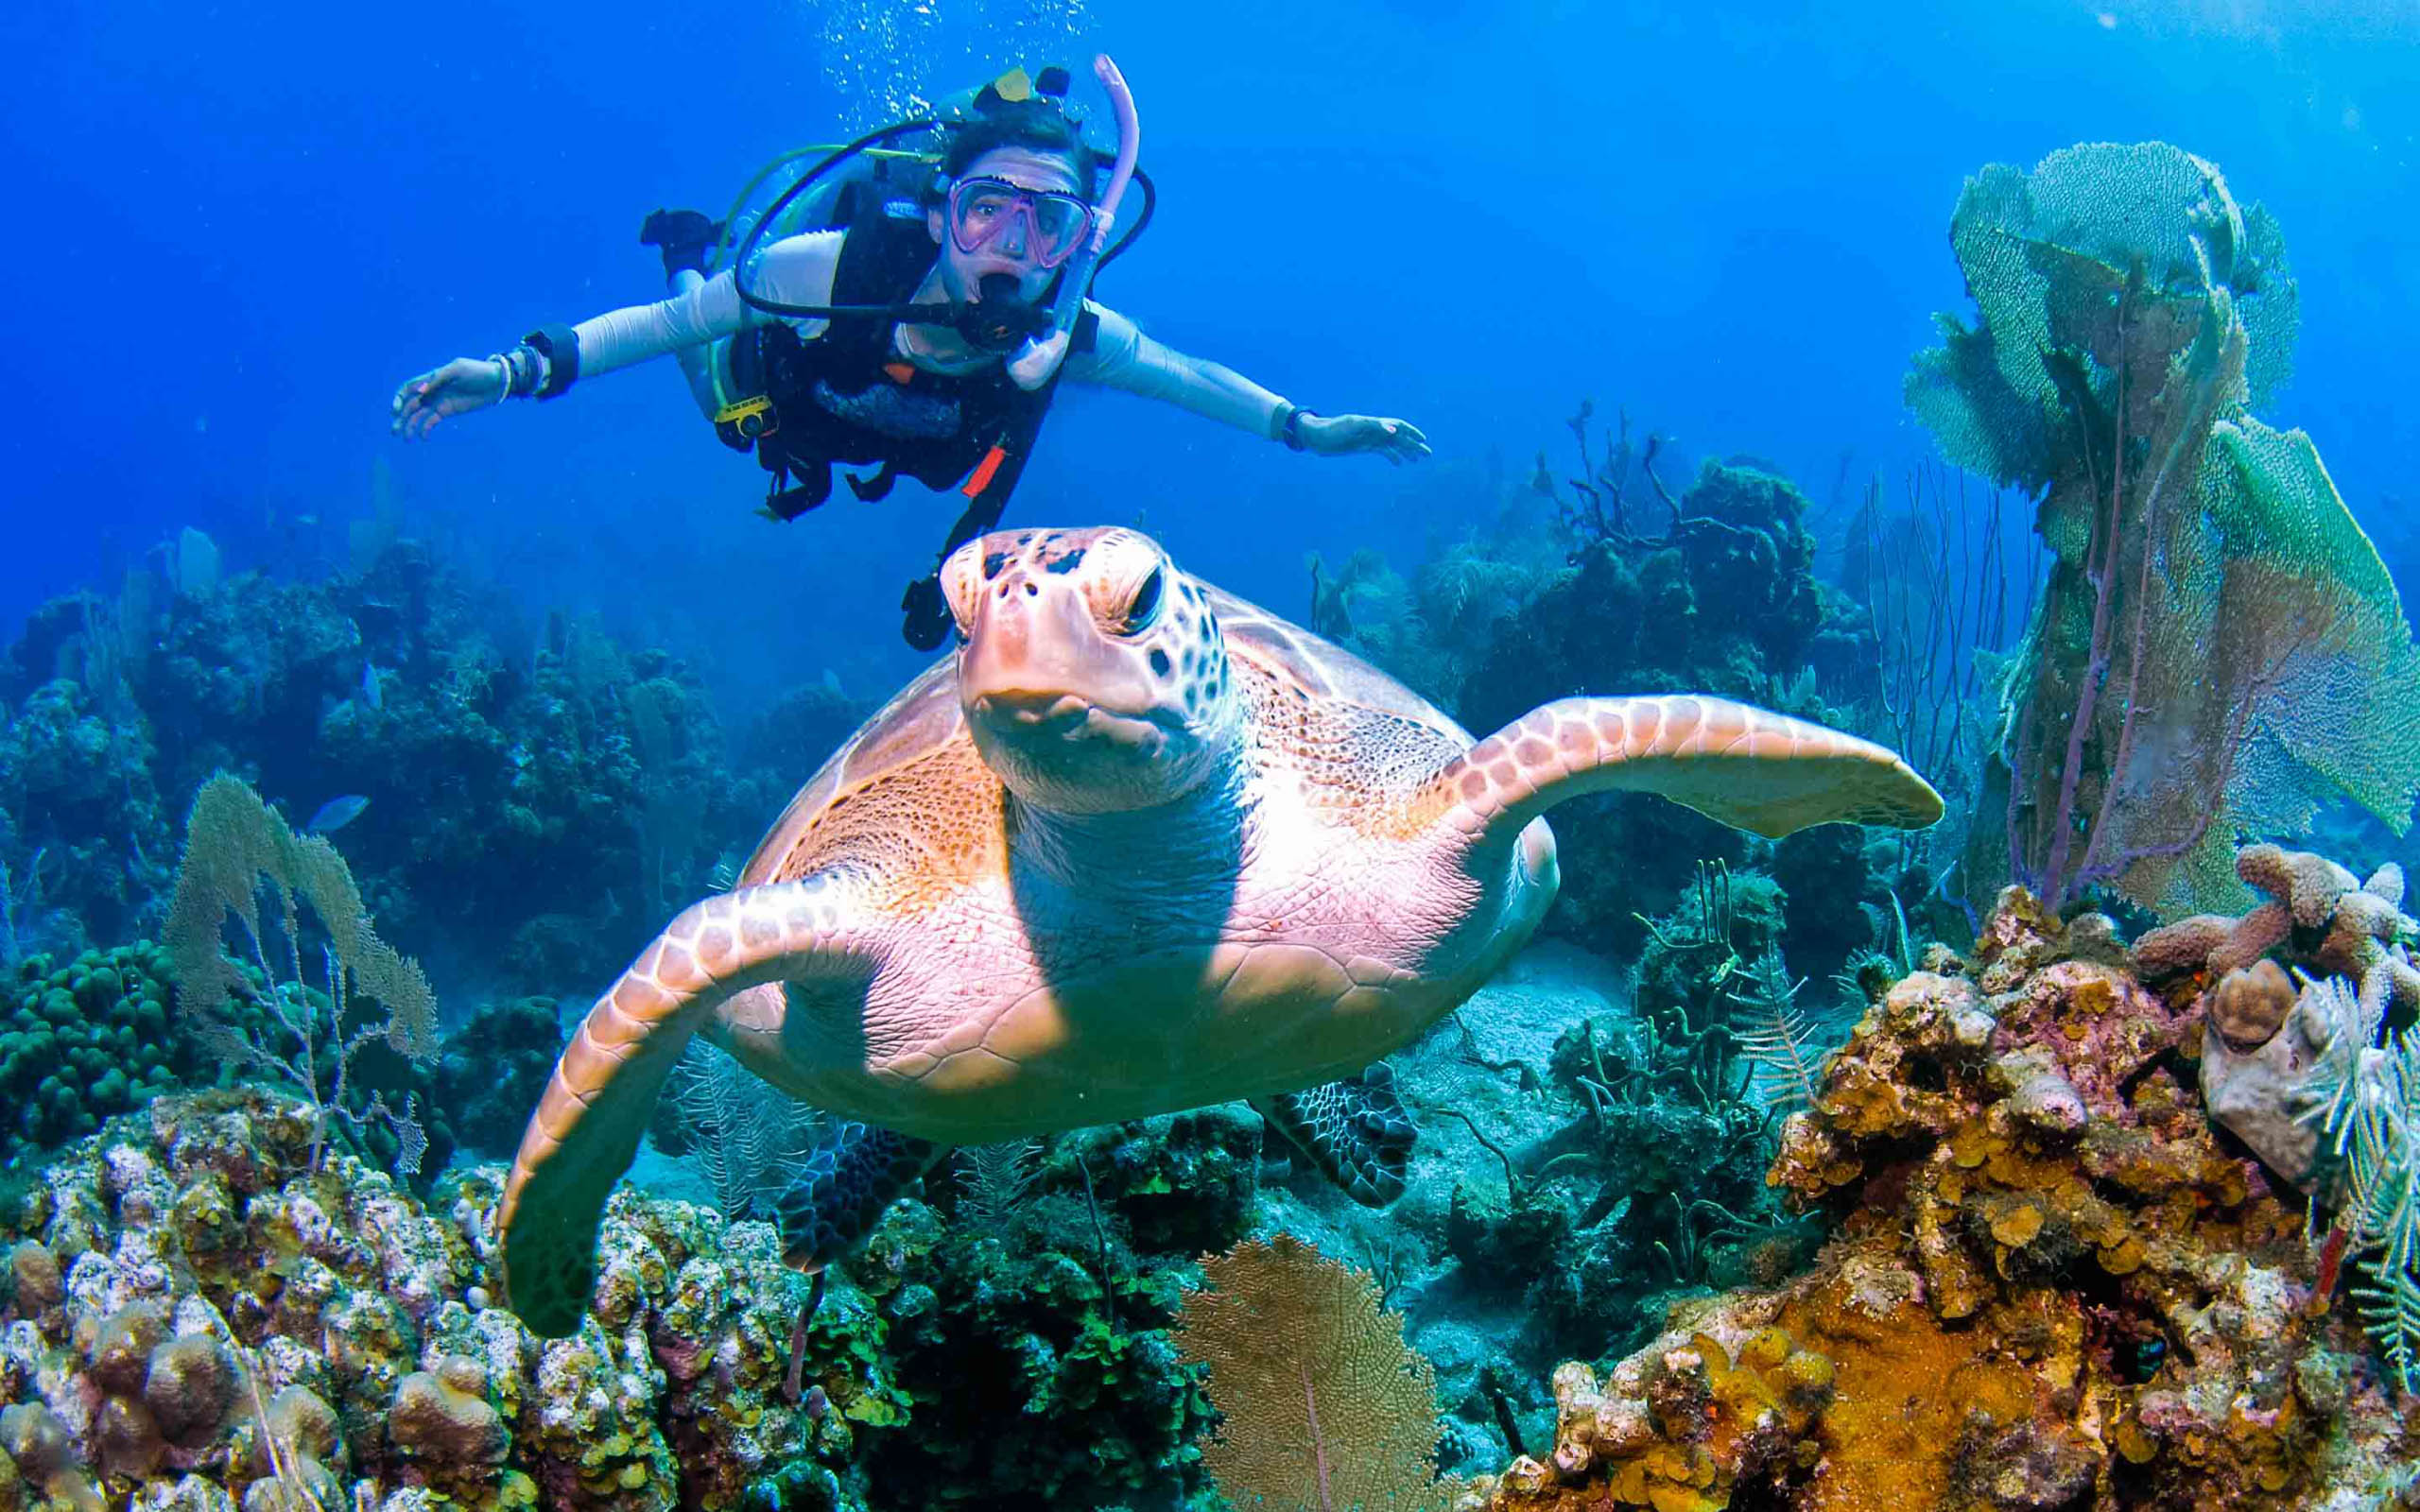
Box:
(944, 527), (1243, 814)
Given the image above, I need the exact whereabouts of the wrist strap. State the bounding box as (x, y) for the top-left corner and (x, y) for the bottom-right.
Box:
(523, 324), (580, 400)
(1278, 404), (1318, 453)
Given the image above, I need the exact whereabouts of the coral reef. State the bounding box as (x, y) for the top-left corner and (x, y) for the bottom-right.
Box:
(1454, 887), (2417, 1509)
(1304, 428), (1910, 975)
(10, 1087), (890, 1509)
(434, 998), (566, 1162)
(1236, 933), (1839, 1470)
(1461, 458), (1851, 740)
(0, 1084), (1160, 1512)
(0, 662), (171, 956)
(1447, 454), (1894, 965)
(2130, 842), (2420, 1400)
(0, 536), (873, 999)
(2130, 842), (2419, 1189)
(0, 945), (191, 1179)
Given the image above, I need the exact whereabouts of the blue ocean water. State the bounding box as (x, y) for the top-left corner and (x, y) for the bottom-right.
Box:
(6, 0), (2413, 701)
(11, 8), (2420, 1506)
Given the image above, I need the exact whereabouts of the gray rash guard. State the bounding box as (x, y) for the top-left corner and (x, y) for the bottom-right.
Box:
(572, 230), (1290, 437)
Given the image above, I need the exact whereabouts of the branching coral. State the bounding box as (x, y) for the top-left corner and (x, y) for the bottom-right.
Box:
(1909, 142), (2420, 918)
(2133, 842), (2420, 1026)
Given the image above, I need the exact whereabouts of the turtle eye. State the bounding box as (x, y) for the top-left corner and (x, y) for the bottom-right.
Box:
(1117, 566), (1166, 636)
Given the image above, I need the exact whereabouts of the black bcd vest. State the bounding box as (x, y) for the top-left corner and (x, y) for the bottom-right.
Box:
(722, 213), (1096, 532)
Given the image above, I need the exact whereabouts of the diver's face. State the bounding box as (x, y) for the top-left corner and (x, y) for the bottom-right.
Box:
(930, 146), (1084, 305)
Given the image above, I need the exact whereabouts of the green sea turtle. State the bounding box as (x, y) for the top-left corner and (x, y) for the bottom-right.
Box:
(498, 525), (1941, 1336)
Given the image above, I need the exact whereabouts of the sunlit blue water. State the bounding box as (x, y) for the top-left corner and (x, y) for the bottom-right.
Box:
(5, 0), (2414, 705)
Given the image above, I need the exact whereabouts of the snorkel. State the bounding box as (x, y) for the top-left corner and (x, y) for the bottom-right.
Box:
(1006, 54), (1140, 390)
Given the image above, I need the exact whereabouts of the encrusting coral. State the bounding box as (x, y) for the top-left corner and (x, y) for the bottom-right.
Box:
(0, 1080), (1260, 1512)
(1, 944), (189, 1170)
(2130, 841), (2420, 1190)
(1454, 885), (2418, 1511)
(0, 1087), (876, 1512)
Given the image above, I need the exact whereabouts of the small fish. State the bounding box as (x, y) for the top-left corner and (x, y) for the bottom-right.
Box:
(362, 662), (385, 712)
(307, 795), (372, 833)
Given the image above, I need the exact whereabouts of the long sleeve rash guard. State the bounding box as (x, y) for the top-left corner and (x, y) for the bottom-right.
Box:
(572, 231), (1289, 438)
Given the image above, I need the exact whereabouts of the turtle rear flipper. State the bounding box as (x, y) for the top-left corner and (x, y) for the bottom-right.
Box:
(773, 1120), (947, 1271)
(1253, 1061), (1415, 1207)
(499, 875), (888, 1338)
(1432, 695), (1943, 848)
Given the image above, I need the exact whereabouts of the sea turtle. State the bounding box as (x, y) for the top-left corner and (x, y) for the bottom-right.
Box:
(498, 525), (1941, 1336)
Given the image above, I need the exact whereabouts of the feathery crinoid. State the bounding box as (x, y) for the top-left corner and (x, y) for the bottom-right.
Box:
(2308, 1007), (2420, 1392)
(666, 1040), (830, 1220)
(953, 1138), (1043, 1233)
(1728, 949), (1832, 1114)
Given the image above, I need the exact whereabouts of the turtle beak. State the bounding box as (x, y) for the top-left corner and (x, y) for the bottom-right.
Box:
(963, 577), (1115, 707)
(960, 575), (1163, 753)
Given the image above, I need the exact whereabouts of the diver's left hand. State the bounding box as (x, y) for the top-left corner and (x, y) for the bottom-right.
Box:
(1299, 414), (1431, 465)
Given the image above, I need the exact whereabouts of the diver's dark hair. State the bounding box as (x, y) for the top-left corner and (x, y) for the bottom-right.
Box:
(935, 97), (1099, 198)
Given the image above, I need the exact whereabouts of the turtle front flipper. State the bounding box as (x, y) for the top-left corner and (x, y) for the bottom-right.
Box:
(772, 1121), (948, 1272)
(1252, 1062), (1415, 1206)
(498, 876), (887, 1338)
(1431, 696), (1943, 849)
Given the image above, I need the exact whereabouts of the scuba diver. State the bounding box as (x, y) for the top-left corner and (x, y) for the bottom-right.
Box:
(389, 59), (1429, 649)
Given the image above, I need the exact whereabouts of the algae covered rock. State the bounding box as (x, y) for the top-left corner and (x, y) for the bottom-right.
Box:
(1458, 887), (2417, 1510)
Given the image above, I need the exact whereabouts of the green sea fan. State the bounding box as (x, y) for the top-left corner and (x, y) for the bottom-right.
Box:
(1910, 142), (2420, 916)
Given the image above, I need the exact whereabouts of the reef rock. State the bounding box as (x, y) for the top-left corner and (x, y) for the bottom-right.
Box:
(1456, 888), (2418, 1511)
(0, 1088), (852, 1511)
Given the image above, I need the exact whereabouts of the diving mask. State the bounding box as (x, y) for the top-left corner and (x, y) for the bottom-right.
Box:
(946, 176), (1094, 270)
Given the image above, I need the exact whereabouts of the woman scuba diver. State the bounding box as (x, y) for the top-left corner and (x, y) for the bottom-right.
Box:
(389, 59), (1429, 650)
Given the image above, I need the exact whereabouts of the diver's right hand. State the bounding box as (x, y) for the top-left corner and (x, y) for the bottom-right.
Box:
(390, 357), (506, 439)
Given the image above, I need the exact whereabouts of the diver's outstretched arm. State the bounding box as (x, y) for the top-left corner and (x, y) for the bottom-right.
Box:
(1067, 303), (1430, 463)
(389, 232), (843, 440)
